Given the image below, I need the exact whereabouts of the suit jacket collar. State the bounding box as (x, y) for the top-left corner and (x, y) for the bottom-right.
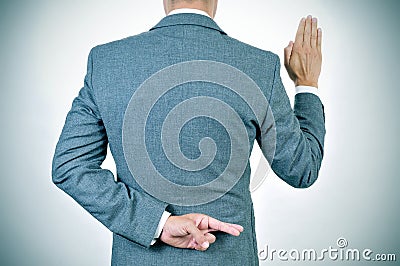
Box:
(150, 13), (227, 35)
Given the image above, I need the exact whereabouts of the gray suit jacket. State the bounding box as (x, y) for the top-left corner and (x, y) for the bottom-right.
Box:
(52, 13), (325, 265)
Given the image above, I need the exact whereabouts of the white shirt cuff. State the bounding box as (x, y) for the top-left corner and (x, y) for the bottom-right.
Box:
(295, 85), (319, 97)
(150, 211), (171, 245)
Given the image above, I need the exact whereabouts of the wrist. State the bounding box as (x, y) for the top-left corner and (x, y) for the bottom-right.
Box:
(295, 79), (318, 88)
(156, 211), (171, 240)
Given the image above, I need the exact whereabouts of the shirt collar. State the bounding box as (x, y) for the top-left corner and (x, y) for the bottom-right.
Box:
(167, 8), (212, 19)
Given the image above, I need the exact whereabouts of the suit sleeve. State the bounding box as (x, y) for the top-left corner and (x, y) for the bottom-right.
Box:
(51, 48), (168, 248)
(259, 55), (326, 188)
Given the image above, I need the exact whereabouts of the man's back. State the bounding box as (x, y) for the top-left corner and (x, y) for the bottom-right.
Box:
(52, 11), (325, 266)
(95, 13), (275, 265)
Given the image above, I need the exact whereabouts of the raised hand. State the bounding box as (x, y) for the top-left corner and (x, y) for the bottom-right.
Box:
(284, 15), (322, 88)
(160, 213), (244, 251)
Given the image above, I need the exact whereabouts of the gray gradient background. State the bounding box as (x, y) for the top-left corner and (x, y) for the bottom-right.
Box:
(0, 0), (399, 265)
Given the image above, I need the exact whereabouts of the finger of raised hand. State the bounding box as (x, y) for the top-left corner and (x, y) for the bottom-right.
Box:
(294, 17), (306, 47)
(317, 28), (322, 52)
(311, 17), (318, 48)
(303, 15), (312, 47)
(284, 41), (294, 67)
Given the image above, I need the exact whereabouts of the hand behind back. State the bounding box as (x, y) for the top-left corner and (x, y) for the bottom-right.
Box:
(160, 213), (243, 251)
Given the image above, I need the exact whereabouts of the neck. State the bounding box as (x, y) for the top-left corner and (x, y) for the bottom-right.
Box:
(166, 2), (215, 18)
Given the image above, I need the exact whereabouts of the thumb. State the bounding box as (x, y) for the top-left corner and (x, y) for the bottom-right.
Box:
(187, 223), (209, 250)
(284, 41), (293, 67)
